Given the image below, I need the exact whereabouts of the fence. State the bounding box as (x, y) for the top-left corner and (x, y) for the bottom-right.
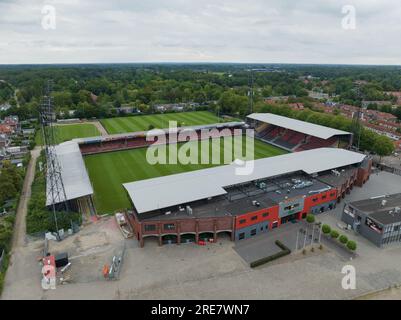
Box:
(374, 163), (401, 177)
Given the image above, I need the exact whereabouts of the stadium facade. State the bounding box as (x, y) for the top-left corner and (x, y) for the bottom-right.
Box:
(124, 148), (371, 247)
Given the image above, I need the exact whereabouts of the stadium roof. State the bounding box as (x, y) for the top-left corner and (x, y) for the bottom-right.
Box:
(46, 141), (93, 206)
(74, 121), (245, 144)
(124, 148), (366, 214)
(247, 113), (351, 139)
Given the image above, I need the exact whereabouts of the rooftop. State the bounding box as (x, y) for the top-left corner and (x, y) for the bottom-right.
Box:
(74, 121), (245, 144)
(124, 148), (366, 214)
(46, 141), (93, 206)
(247, 113), (351, 139)
(349, 193), (401, 225)
(317, 167), (358, 188)
(139, 173), (332, 220)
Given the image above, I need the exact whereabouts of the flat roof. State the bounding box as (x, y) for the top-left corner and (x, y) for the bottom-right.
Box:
(139, 175), (332, 221)
(349, 193), (401, 225)
(247, 113), (351, 139)
(124, 148), (365, 214)
(317, 167), (358, 188)
(46, 141), (93, 206)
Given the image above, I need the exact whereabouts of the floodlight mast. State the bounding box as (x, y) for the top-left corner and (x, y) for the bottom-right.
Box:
(40, 80), (69, 237)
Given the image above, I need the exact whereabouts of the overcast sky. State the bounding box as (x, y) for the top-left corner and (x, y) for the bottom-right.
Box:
(0, 0), (400, 65)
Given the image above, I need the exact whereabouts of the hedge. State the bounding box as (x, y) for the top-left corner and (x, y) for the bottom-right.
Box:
(322, 224), (331, 234)
(306, 214), (315, 223)
(339, 235), (348, 244)
(250, 240), (291, 268)
(347, 240), (357, 251)
(330, 230), (339, 239)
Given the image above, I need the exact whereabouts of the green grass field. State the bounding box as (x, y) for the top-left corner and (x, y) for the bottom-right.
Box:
(84, 137), (287, 213)
(100, 111), (222, 134)
(35, 123), (100, 145)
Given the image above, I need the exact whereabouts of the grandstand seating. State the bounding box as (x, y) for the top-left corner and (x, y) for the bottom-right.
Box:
(295, 137), (338, 151)
(257, 127), (307, 150)
(252, 121), (339, 152)
(79, 127), (242, 155)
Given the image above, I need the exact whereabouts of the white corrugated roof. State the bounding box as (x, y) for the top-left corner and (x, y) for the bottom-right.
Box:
(124, 148), (365, 214)
(73, 121), (245, 144)
(247, 113), (351, 139)
(46, 141), (93, 206)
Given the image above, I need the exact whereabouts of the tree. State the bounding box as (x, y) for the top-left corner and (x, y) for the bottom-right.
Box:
(322, 224), (331, 234)
(0, 162), (23, 206)
(373, 135), (395, 159)
(339, 235), (348, 244)
(346, 240), (357, 251)
(306, 214), (315, 223)
(330, 230), (339, 239)
(218, 91), (248, 117)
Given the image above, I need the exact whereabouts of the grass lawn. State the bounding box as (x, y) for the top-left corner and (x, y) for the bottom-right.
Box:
(35, 123), (100, 145)
(84, 138), (287, 213)
(100, 111), (222, 134)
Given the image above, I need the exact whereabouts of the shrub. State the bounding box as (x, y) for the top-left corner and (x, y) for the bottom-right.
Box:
(330, 230), (339, 239)
(322, 224), (331, 234)
(306, 214), (315, 223)
(339, 235), (348, 244)
(250, 240), (291, 268)
(347, 240), (357, 251)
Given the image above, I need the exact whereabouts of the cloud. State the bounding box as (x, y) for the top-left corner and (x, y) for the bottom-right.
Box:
(0, 0), (400, 64)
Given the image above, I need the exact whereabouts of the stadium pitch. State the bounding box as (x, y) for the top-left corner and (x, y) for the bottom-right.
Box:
(100, 111), (224, 134)
(84, 137), (287, 213)
(35, 123), (100, 145)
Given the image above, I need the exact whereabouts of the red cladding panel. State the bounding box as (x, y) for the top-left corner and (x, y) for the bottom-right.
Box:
(235, 206), (279, 230)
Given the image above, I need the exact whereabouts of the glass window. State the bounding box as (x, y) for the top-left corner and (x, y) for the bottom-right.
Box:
(239, 219), (246, 224)
(250, 229), (257, 236)
(164, 223), (175, 230)
(262, 212), (269, 217)
(239, 233), (245, 240)
(251, 216), (257, 221)
(144, 224), (156, 232)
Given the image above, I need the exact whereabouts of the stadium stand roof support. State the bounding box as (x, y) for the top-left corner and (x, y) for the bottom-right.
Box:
(124, 148), (366, 214)
(247, 113), (351, 140)
(46, 141), (93, 206)
(73, 121), (245, 144)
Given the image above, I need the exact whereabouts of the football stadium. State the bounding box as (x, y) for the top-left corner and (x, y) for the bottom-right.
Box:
(46, 112), (372, 247)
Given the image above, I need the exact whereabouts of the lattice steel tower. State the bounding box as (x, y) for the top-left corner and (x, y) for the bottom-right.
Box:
(40, 80), (69, 233)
